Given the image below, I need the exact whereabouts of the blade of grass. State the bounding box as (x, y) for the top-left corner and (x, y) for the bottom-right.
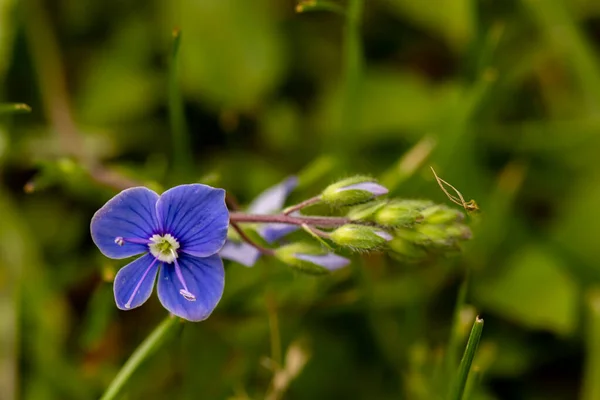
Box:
(168, 28), (192, 180)
(445, 276), (470, 380)
(462, 365), (482, 400)
(449, 316), (484, 400)
(380, 136), (436, 192)
(581, 289), (600, 400)
(336, 0), (364, 146)
(522, 0), (600, 111)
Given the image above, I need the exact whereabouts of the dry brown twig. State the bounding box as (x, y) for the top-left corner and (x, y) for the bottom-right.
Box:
(430, 167), (479, 212)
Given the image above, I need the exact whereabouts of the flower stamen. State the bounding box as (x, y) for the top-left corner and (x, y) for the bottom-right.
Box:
(124, 257), (160, 309)
(172, 251), (196, 302)
(114, 236), (152, 246)
(148, 234), (180, 263)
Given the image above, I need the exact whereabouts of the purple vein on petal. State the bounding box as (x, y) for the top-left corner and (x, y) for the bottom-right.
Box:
(125, 257), (160, 309)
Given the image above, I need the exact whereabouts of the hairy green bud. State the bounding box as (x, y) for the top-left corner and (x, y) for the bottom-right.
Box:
(373, 200), (430, 226)
(347, 200), (386, 221)
(321, 176), (388, 206)
(388, 237), (428, 261)
(275, 243), (329, 275)
(421, 205), (464, 224)
(329, 225), (392, 250)
(275, 243), (350, 275)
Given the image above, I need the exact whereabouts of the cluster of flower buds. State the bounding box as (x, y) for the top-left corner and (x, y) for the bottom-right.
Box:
(319, 176), (471, 259)
(224, 175), (472, 272)
(349, 199), (471, 261)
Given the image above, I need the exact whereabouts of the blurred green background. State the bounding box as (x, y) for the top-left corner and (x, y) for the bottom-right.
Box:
(3, 0), (600, 398)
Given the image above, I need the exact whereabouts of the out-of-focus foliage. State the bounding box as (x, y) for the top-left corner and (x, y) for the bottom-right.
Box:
(2, 0), (600, 399)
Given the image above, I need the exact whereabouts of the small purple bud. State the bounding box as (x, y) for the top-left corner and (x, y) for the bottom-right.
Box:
(275, 243), (350, 274)
(322, 176), (389, 206)
(294, 252), (350, 271)
(336, 182), (388, 196)
(374, 230), (393, 241)
(219, 241), (262, 267)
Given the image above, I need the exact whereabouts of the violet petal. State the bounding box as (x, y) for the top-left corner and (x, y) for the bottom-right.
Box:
(156, 253), (224, 321)
(156, 184), (229, 258)
(91, 187), (160, 259)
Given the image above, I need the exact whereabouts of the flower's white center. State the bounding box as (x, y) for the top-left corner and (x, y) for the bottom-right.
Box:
(148, 234), (180, 263)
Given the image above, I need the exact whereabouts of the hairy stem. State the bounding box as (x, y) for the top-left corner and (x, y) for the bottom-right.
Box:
(283, 196), (321, 215)
(229, 212), (350, 228)
(230, 221), (275, 256)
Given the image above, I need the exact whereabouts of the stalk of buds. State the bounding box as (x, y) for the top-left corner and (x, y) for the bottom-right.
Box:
(224, 174), (474, 273)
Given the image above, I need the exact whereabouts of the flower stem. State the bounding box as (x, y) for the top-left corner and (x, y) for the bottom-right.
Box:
(230, 221), (275, 256)
(229, 212), (351, 228)
(301, 224), (334, 250)
(100, 316), (179, 400)
(283, 196), (322, 215)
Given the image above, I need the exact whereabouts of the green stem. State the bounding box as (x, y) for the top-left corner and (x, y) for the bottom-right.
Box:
(338, 0), (364, 142)
(301, 224), (334, 250)
(449, 317), (484, 400)
(168, 29), (192, 179)
(283, 196), (322, 215)
(100, 316), (179, 400)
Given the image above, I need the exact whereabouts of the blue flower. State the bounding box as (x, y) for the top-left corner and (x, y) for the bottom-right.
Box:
(91, 184), (229, 321)
(220, 176), (299, 267)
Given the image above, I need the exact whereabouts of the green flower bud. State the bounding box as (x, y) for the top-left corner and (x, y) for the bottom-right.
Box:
(445, 223), (472, 241)
(421, 205), (464, 224)
(329, 225), (392, 250)
(416, 224), (456, 247)
(388, 237), (428, 261)
(321, 176), (388, 206)
(374, 200), (429, 226)
(394, 227), (431, 246)
(275, 243), (350, 275)
(347, 200), (386, 221)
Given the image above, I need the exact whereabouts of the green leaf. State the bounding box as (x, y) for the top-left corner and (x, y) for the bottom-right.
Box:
(314, 69), (463, 145)
(76, 17), (162, 124)
(0, 103), (31, 114)
(381, 0), (475, 50)
(474, 245), (578, 335)
(0, 0), (17, 78)
(168, 0), (284, 110)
